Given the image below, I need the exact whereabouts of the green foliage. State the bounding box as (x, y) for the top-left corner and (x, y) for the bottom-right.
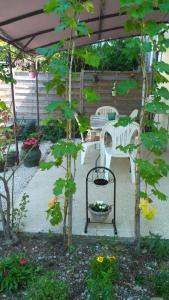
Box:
(37, 42), (64, 57)
(24, 272), (69, 300)
(87, 256), (119, 300)
(12, 193), (30, 233)
(41, 120), (66, 143)
(116, 79), (137, 95)
(18, 121), (37, 141)
(135, 158), (169, 187)
(47, 202), (63, 226)
(151, 270), (169, 298)
(84, 88), (101, 102)
(141, 127), (169, 155)
(142, 233), (169, 259)
(0, 254), (39, 292)
(53, 177), (76, 197)
(154, 61), (169, 74)
(51, 140), (82, 160)
(116, 143), (138, 154)
(77, 115), (90, 133)
(155, 86), (169, 100)
(145, 99), (169, 114)
(114, 116), (134, 127)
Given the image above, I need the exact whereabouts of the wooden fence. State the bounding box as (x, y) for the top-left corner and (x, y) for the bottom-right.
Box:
(0, 71), (143, 122)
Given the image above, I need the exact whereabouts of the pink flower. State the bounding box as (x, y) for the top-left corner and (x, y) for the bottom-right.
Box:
(19, 258), (28, 266)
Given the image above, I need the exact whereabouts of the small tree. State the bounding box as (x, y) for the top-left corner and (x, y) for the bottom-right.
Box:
(115, 0), (169, 252)
(38, 0), (100, 247)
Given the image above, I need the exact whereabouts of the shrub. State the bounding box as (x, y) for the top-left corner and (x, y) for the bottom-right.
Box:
(151, 270), (169, 298)
(0, 254), (40, 292)
(41, 120), (66, 142)
(142, 232), (169, 259)
(19, 121), (37, 141)
(87, 255), (119, 300)
(25, 272), (69, 300)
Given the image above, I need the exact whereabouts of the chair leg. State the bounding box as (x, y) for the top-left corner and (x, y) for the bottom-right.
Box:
(130, 157), (135, 184)
(105, 153), (111, 180)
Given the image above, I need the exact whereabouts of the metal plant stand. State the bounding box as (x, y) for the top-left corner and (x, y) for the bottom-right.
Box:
(84, 166), (117, 235)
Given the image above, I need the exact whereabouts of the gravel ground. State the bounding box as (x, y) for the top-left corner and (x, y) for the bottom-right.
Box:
(0, 235), (162, 300)
(0, 142), (51, 207)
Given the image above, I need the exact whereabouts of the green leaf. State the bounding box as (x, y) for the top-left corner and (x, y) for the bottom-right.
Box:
(142, 41), (152, 53)
(116, 143), (138, 154)
(159, 2), (169, 12)
(53, 178), (65, 196)
(84, 88), (101, 103)
(83, 1), (94, 13)
(154, 158), (169, 177)
(65, 178), (76, 196)
(83, 52), (100, 68)
(37, 42), (64, 57)
(140, 191), (148, 198)
(154, 61), (169, 74)
(144, 21), (168, 37)
(156, 87), (169, 100)
(151, 188), (167, 201)
(154, 72), (168, 84)
(135, 159), (162, 186)
(145, 100), (169, 114)
(114, 116), (133, 127)
(77, 115), (90, 133)
(116, 79), (137, 95)
(44, 0), (71, 15)
(47, 202), (63, 225)
(40, 161), (55, 170)
(46, 100), (66, 113)
(76, 22), (92, 36)
(141, 128), (169, 155)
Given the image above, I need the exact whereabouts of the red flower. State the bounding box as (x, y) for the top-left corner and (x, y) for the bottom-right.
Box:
(22, 138), (39, 150)
(19, 258), (28, 266)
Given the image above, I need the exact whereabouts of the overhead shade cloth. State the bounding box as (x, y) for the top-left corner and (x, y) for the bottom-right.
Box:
(0, 0), (168, 54)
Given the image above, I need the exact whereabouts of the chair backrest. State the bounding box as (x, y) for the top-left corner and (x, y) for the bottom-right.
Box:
(130, 109), (139, 119)
(96, 106), (119, 116)
(100, 120), (139, 156)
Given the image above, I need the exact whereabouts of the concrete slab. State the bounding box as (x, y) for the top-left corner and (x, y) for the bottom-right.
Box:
(16, 144), (169, 238)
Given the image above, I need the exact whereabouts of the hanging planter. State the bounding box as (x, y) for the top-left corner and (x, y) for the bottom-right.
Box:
(89, 201), (112, 222)
(20, 138), (41, 167)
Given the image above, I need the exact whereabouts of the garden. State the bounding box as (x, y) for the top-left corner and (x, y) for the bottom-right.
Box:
(0, 0), (169, 299)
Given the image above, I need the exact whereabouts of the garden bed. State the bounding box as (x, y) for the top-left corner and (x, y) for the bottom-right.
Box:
(0, 234), (168, 300)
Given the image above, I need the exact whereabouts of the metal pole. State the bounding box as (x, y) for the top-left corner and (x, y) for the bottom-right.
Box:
(8, 50), (19, 164)
(35, 59), (40, 130)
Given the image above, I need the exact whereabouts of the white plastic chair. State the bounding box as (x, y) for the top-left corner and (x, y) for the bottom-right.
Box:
(96, 106), (119, 116)
(74, 113), (100, 165)
(130, 109), (138, 119)
(100, 120), (139, 183)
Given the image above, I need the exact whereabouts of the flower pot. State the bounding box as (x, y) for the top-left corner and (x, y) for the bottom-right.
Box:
(89, 205), (112, 222)
(4, 152), (17, 167)
(20, 148), (41, 167)
(29, 71), (36, 79)
(0, 161), (5, 173)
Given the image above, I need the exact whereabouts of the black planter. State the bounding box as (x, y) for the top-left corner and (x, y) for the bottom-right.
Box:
(0, 161), (5, 173)
(5, 152), (17, 167)
(20, 148), (41, 167)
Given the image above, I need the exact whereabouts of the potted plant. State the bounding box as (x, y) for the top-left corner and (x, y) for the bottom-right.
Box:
(0, 153), (5, 173)
(89, 201), (112, 222)
(28, 63), (36, 79)
(20, 138), (41, 167)
(5, 148), (17, 167)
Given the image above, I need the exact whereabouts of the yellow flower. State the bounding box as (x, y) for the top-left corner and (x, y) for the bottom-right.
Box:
(108, 256), (116, 261)
(139, 198), (157, 220)
(48, 196), (57, 209)
(96, 256), (104, 263)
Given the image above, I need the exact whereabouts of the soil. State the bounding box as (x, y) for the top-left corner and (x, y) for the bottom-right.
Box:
(0, 234), (164, 300)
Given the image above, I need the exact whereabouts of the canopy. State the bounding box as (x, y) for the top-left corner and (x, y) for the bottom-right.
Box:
(0, 0), (168, 54)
